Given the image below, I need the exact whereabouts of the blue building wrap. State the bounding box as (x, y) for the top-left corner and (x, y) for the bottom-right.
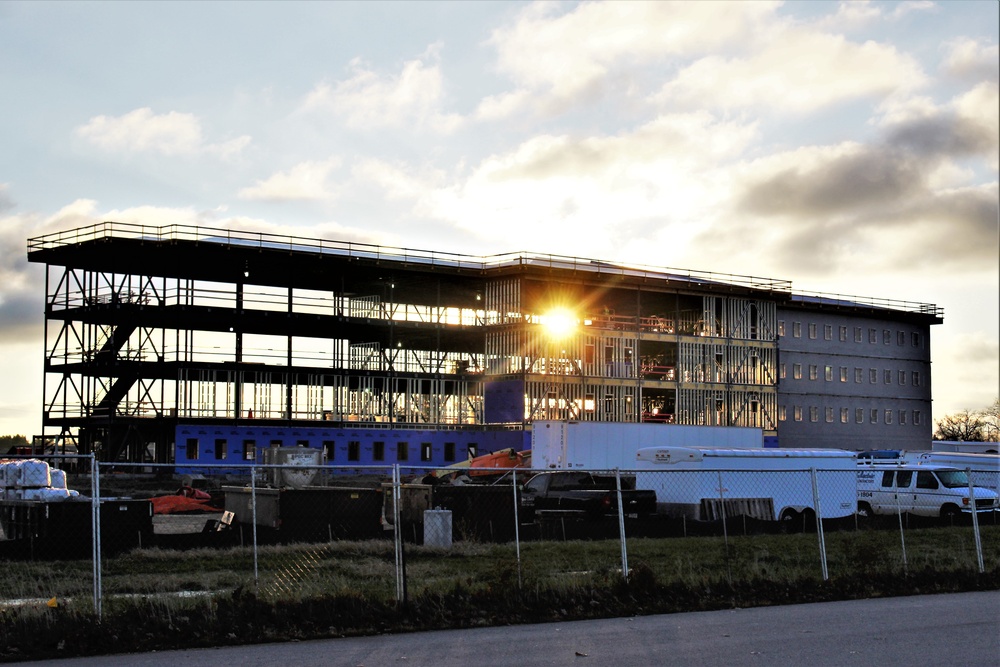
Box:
(175, 424), (530, 475)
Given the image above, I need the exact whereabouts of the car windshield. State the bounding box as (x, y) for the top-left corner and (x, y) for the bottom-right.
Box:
(936, 470), (969, 488)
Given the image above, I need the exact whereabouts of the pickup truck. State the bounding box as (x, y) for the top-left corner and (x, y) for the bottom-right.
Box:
(519, 471), (657, 520)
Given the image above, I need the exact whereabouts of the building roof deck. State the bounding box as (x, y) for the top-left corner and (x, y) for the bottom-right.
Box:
(28, 221), (942, 319)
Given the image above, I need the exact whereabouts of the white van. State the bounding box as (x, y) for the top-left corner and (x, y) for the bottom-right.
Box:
(856, 463), (999, 519)
(898, 451), (999, 495)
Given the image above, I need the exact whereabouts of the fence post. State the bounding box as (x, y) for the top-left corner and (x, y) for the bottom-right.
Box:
(90, 455), (102, 617)
(716, 470), (729, 547)
(250, 463), (259, 590)
(513, 468), (522, 588)
(615, 469), (628, 583)
(967, 467), (985, 574)
(810, 468), (829, 581)
(717, 470), (731, 585)
(894, 473), (908, 574)
(392, 464), (407, 605)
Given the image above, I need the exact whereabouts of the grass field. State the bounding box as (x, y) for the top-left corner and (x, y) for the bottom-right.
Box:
(1, 523), (997, 661)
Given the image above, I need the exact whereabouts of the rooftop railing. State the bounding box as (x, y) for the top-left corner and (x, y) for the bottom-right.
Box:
(28, 222), (942, 316)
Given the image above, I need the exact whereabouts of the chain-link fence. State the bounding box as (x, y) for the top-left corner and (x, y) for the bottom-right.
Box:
(1, 456), (997, 623)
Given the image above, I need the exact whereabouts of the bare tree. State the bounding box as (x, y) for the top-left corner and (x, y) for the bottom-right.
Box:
(979, 397), (1000, 442)
(934, 409), (987, 441)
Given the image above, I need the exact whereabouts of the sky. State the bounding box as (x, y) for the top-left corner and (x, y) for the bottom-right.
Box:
(0, 0), (997, 438)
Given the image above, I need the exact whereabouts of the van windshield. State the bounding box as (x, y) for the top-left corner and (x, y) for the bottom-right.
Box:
(936, 470), (969, 488)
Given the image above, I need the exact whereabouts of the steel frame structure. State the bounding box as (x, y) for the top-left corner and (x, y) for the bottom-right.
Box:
(27, 222), (940, 462)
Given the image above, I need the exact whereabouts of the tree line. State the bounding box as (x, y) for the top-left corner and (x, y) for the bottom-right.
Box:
(0, 434), (30, 454)
(934, 398), (1000, 442)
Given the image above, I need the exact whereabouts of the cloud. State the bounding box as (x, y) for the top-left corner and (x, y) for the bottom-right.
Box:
(824, 0), (881, 28)
(877, 81), (999, 168)
(934, 330), (1000, 417)
(347, 112), (758, 259)
(738, 143), (922, 218)
(890, 1), (936, 19)
(76, 107), (251, 158)
(719, 130), (997, 278)
(653, 30), (925, 114)
(481, 1), (777, 118)
(481, 1), (925, 119)
(818, 0), (935, 30)
(301, 48), (463, 133)
(0, 200), (102, 344)
(0, 184), (13, 214)
(239, 159), (343, 201)
(943, 38), (1000, 82)
(351, 158), (446, 201)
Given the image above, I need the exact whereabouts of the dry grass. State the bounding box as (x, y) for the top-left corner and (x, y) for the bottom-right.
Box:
(1, 525), (998, 661)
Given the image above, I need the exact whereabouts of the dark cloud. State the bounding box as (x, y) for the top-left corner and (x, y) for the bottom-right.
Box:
(885, 113), (995, 158)
(0, 216), (46, 344)
(0, 292), (43, 344)
(726, 97), (999, 278)
(0, 186), (13, 214)
(739, 104), (996, 220)
(739, 148), (922, 218)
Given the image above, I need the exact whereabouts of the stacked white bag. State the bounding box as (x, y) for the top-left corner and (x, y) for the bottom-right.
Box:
(0, 459), (74, 501)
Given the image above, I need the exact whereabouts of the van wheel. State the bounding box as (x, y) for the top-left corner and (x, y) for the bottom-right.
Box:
(940, 504), (961, 524)
(857, 502), (873, 518)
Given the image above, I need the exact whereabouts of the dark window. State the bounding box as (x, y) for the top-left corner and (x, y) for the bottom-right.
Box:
(396, 442), (408, 462)
(467, 443), (478, 458)
(348, 441), (360, 462)
(421, 442), (432, 462)
(186, 438), (199, 460)
(896, 471), (912, 488)
(322, 440), (335, 461)
(444, 442), (456, 462)
(214, 439), (227, 460)
(373, 441), (385, 462)
(916, 472), (938, 490)
(270, 439), (283, 448)
(584, 344), (595, 364)
(880, 471), (895, 487)
(297, 439), (309, 448)
(243, 440), (256, 461)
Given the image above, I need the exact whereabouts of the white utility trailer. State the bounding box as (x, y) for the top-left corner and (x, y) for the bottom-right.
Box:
(530, 420), (763, 470)
(632, 447), (857, 523)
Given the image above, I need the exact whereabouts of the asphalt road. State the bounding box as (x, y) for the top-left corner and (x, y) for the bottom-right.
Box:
(16, 590), (1000, 667)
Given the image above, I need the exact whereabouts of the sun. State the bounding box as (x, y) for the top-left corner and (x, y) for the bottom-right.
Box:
(542, 308), (577, 339)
